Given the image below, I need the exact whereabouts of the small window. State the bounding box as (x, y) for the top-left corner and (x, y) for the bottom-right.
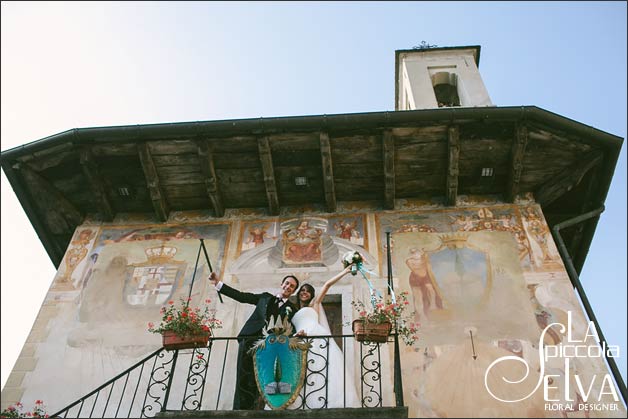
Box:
(432, 72), (460, 107)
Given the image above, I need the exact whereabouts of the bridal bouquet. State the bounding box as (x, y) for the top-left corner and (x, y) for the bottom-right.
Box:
(341, 251), (364, 275)
(351, 291), (419, 346)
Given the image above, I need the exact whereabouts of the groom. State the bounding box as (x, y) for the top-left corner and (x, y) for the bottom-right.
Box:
(208, 272), (300, 410)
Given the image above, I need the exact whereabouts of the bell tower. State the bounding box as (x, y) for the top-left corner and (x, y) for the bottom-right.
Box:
(395, 45), (493, 110)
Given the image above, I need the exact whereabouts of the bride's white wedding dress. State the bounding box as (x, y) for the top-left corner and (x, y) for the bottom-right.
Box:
(288, 306), (360, 409)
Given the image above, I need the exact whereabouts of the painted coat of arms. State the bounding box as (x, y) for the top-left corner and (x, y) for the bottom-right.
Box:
(250, 316), (311, 409)
(281, 219), (325, 264)
(124, 244), (187, 306)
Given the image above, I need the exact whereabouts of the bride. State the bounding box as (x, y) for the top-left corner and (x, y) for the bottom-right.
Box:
(288, 265), (360, 409)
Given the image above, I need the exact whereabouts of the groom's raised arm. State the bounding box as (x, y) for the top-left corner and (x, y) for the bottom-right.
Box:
(208, 272), (261, 305)
(219, 284), (262, 305)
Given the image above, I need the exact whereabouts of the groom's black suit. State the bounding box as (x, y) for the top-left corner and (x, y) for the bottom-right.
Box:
(219, 284), (298, 410)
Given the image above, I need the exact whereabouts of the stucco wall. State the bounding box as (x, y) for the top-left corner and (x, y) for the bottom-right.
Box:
(2, 196), (624, 417)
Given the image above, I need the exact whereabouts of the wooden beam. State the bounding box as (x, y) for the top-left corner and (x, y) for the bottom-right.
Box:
(535, 150), (604, 207)
(20, 150), (77, 171)
(257, 137), (280, 215)
(138, 142), (169, 222)
(79, 147), (114, 221)
(197, 140), (225, 217)
(17, 163), (84, 235)
(319, 132), (336, 212)
(2, 161), (65, 266)
(568, 160), (602, 259)
(383, 130), (395, 209)
(445, 126), (459, 206)
(506, 123), (529, 202)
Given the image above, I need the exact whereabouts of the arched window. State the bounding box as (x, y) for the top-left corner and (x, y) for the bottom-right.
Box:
(431, 72), (460, 107)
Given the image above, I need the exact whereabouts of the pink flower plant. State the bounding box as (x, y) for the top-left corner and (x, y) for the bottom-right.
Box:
(148, 297), (222, 338)
(350, 291), (419, 346)
(1, 400), (48, 418)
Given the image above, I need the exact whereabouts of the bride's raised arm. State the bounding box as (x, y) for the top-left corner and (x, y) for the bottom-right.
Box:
(310, 264), (353, 309)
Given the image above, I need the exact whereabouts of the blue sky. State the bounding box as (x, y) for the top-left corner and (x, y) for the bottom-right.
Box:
(1, 1), (626, 394)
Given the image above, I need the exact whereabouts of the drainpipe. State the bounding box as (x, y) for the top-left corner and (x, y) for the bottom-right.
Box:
(550, 206), (627, 405)
(387, 232), (404, 407)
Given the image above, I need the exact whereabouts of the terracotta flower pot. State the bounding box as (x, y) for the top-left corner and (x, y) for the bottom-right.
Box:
(352, 319), (392, 343)
(161, 330), (210, 350)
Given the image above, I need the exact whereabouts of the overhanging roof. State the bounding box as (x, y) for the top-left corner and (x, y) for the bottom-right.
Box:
(1, 106), (623, 274)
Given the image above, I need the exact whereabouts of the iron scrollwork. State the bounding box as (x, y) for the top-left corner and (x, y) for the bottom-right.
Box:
(181, 344), (212, 410)
(141, 349), (177, 417)
(359, 341), (383, 407)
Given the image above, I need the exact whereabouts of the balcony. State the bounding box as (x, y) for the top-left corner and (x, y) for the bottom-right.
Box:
(51, 334), (408, 418)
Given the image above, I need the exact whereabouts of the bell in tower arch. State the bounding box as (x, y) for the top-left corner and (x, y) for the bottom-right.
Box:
(431, 72), (460, 107)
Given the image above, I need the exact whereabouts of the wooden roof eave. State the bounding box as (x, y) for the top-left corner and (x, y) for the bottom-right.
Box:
(0, 160), (65, 266)
(0, 106), (623, 272)
(0, 107), (622, 162)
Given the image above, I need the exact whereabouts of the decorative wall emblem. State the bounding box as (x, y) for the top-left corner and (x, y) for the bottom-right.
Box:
(428, 233), (492, 312)
(55, 228), (96, 289)
(124, 244), (187, 306)
(281, 218), (325, 265)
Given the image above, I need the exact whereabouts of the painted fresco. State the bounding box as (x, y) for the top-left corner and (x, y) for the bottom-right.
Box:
(281, 218), (326, 265)
(241, 221), (279, 251)
(376, 205), (537, 277)
(237, 214), (367, 259)
(392, 231), (538, 345)
(520, 205), (563, 271)
(328, 215), (366, 247)
(378, 207), (623, 418)
(11, 205), (624, 417)
(70, 224), (230, 347)
(21, 223), (231, 409)
(51, 227), (97, 291)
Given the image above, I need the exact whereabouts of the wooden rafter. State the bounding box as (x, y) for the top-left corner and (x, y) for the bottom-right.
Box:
(568, 160), (602, 259)
(138, 142), (169, 221)
(197, 140), (225, 217)
(257, 137), (279, 215)
(17, 163), (83, 235)
(535, 150), (603, 207)
(383, 130), (395, 209)
(445, 126), (460, 206)
(79, 147), (114, 221)
(3, 161), (65, 265)
(319, 132), (336, 212)
(506, 123), (529, 202)
(21, 149), (76, 171)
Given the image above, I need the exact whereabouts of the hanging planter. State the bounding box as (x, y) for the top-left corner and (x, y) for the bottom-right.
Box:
(352, 319), (392, 343)
(161, 330), (211, 350)
(148, 297), (222, 350)
(148, 240), (223, 351)
(349, 292), (419, 346)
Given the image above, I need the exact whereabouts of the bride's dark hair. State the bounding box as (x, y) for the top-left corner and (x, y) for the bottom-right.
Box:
(297, 283), (316, 308)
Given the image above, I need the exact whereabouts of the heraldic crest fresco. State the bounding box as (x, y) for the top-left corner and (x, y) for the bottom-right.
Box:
(250, 316), (311, 409)
(125, 243), (186, 306)
(392, 228), (539, 347)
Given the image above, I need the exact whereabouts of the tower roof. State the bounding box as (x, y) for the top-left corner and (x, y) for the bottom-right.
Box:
(396, 45), (481, 66)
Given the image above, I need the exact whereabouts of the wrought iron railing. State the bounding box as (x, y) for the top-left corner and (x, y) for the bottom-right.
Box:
(51, 333), (403, 417)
